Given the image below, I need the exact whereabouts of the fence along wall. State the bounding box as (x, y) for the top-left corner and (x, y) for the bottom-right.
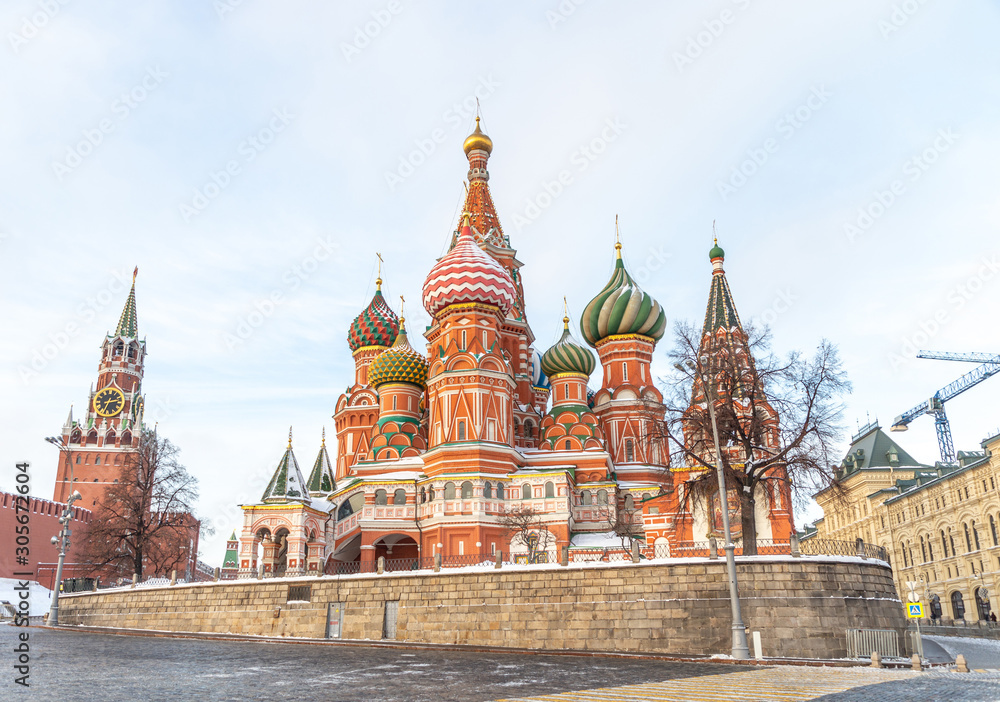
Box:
(57, 556), (909, 659)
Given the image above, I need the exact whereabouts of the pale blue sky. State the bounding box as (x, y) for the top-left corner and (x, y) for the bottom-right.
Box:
(2, 1), (999, 565)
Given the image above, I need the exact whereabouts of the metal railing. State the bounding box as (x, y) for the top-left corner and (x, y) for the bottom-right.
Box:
(846, 628), (900, 658)
(568, 548), (631, 563)
(650, 538), (889, 562)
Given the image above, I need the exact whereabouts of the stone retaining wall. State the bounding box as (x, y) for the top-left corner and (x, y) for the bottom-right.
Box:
(57, 557), (908, 659)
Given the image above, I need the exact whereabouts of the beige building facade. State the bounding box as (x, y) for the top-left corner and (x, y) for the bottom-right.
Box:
(811, 422), (1000, 623)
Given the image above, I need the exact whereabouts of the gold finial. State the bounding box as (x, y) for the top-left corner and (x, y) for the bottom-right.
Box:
(463, 115), (493, 156)
(132, 265), (138, 283)
(287, 426), (293, 449)
(321, 427), (326, 447)
(563, 296), (570, 329)
(376, 253), (383, 290)
(614, 215), (622, 259)
(399, 295), (406, 330)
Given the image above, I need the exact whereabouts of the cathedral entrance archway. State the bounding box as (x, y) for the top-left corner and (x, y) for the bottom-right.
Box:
(373, 534), (419, 565)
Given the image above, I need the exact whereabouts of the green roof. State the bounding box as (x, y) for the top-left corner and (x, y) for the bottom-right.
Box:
(306, 441), (336, 495)
(261, 442), (309, 503)
(702, 262), (741, 333)
(222, 530), (239, 568)
(115, 280), (138, 338)
(838, 423), (927, 477)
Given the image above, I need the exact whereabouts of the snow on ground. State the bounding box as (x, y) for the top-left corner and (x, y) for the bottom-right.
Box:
(925, 635), (1000, 670)
(569, 531), (624, 549)
(0, 577), (52, 617)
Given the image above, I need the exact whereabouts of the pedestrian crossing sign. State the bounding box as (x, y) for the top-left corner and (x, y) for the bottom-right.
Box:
(907, 603), (923, 618)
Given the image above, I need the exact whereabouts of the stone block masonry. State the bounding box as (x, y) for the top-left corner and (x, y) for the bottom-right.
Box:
(56, 556), (908, 659)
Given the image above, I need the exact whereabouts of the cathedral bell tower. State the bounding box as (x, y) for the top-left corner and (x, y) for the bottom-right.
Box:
(53, 268), (147, 507)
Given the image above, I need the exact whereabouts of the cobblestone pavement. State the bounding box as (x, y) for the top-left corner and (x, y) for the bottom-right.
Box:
(7, 627), (1000, 701)
(924, 634), (1000, 671)
(503, 666), (1000, 702)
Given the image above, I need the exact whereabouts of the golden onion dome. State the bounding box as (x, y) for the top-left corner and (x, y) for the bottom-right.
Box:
(463, 116), (493, 156)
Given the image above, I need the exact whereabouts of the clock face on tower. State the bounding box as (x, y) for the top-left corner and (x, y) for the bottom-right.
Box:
(93, 387), (125, 417)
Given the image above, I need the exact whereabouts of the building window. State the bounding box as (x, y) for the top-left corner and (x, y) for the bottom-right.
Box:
(564, 439), (571, 450)
(461, 330), (467, 349)
(622, 362), (628, 382)
(393, 489), (406, 505)
(521, 483), (531, 500)
(597, 489), (608, 505)
(950, 531), (956, 556)
(375, 489), (388, 505)
(562, 384), (568, 400)
(420, 487), (426, 503)
(902, 548), (908, 568)
(920, 537), (927, 563)
(624, 495), (634, 510)
(625, 439), (634, 462)
(991, 515), (998, 547)
(545, 481), (554, 498)
(928, 541), (934, 561)
(973, 521), (981, 551)
(428, 486), (435, 501)
(965, 523), (972, 552)
(444, 482), (456, 500)
(392, 396), (397, 411)
(95, 456), (100, 465)
(496, 484), (504, 501)
(75, 456), (81, 464)
(461, 481), (473, 499)
(951, 591), (966, 620)
(458, 421), (466, 441)
(484, 482), (493, 499)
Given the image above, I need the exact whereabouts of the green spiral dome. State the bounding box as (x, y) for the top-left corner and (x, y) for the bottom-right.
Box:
(541, 319), (596, 377)
(580, 248), (666, 347)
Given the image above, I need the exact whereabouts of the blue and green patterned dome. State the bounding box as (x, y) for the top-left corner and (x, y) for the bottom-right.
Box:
(541, 317), (596, 377)
(368, 322), (428, 388)
(580, 242), (666, 347)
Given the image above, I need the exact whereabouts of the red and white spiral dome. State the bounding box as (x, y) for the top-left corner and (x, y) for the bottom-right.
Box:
(422, 219), (517, 317)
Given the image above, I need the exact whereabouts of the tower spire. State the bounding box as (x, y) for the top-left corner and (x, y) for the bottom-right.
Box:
(614, 215), (622, 259)
(115, 267), (139, 338)
(376, 253), (383, 291)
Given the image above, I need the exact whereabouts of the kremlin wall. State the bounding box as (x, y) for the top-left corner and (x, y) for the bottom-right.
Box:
(55, 556), (907, 659)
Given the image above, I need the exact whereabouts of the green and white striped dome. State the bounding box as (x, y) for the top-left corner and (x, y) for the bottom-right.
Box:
(541, 317), (596, 377)
(580, 243), (666, 347)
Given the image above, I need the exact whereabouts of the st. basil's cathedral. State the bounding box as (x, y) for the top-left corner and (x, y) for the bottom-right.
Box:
(236, 120), (794, 576)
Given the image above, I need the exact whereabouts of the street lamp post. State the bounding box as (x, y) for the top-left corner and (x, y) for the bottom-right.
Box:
(48, 489), (82, 627)
(680, 358), (751, 659)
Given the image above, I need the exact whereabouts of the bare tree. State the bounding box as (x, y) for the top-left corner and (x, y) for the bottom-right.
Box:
(661, 321), (850, 554)
(498, 505), (554, 563)
(82, 429), (204, 579)
(605, 493), (643, 552)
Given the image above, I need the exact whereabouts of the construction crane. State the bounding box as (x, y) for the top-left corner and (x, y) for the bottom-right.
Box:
(890, 351), (1000, 463)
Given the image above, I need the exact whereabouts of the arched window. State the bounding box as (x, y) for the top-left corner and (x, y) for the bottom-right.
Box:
(928, 540), (934, 561)
(581, 491), (592, 506)
(420, 487), (426, 503)
(951, 591), (966, 620)
(991, 515), (998, 547)
(524, 420), (534, 438)
(496, 484), (504, 501)
(444, 482), (456, 500)
(87, 430), (98, 445)
(374, 489), (388, 506)
(75, 455), (81, 464)
(461, 481), (473, 499)
(458, 421), (466, 441)
(562, 384), (568, 400)
(337, 500), (353, 520)
(521, 483), (531, 500)
(393, 489), (406, 505)
(624, 495), (634, 510)
(920, 536), (927, 563)
(564, 439), (572, 451)
(94, 455), (101, 465)
(70, 430), (82, 444)
(902, 547), (908, 568)
(950, 531), (956, 556)
(972, 521), (981, 550)
(128, 342), (138, 360)
(484, 482), (493, 498)
(105, 431), (116, 446)
(545, 481), (554, 498)
(113, 341), (124, 357)
(625, 439), (634, 462)
(597, 489), (608, 505)
(427, 486), (435, 501)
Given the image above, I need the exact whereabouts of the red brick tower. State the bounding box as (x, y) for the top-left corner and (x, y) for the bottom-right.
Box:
(53, 269), (146, 508)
